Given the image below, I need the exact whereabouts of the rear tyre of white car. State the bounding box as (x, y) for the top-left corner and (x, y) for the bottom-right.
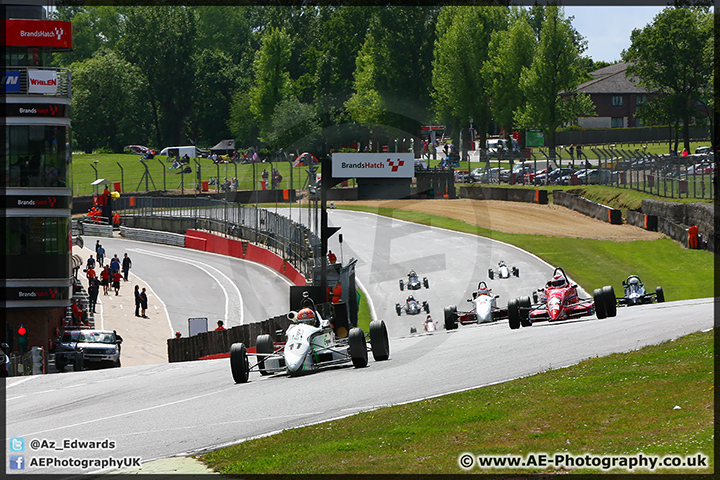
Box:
(256, 334), (274, 375)
(444, 306), (458, 330)
(602, 285), (617, 317)
(399, 280), (404, 291)
(655, 286), (665, 303)
(230, 343), (250, 384)
(508, 298), (521, 330)
(369, 320), (390, 361)
(395, 303), (402, 316)
(513, 267), (520, 277)
(423, 277), (429, 289)
(348, 328), (368, 368)
(593, 288), (607, 319)
(423, 302), (430, 313)
(488, 269), (494, 279)
(519, 296), (532, 327)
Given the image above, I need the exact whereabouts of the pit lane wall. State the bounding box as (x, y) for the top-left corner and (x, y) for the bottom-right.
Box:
(552, 190), (623, 224)
(184, 230), (306, 286)
(167, 314), (292, 363)
(459, 186), (549, 204)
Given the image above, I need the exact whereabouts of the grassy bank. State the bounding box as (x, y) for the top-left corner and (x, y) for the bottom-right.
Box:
(201, 329), (714, 474)
(335, 205), (714, 301)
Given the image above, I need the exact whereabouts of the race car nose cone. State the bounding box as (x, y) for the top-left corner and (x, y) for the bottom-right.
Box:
(549, 306), (560, 320)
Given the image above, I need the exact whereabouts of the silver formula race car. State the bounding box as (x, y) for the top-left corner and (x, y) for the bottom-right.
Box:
(617, 275), (665, 306)
(230, 294), (390, 383)
(396, 295), (430, 315)
(399, 270), (429, 290)
(444, 281), (508, 329)
(488, 260), (519, 279)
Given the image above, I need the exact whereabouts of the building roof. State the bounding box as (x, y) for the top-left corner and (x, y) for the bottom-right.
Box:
(575, 62), (650, 95)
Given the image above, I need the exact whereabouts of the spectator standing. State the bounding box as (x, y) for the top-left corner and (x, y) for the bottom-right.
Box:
(122, 253), (132, 281)
(86, 254), (95, 270)
(134, 285), (141, 317)
(88, 278), (99, 314)
(86, 265), (96, 283)
(112, 270), (122, 295)
(215, 320), (227, 331)
(96, 243), (105, 267)
(140, 287), (149, 318)
(328, 250), (337, 264)
(110, 255), (120, 276)
(100, 266), (111, 295)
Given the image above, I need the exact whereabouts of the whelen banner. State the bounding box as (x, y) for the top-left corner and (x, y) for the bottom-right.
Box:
(28, 69), (58, 94)
(332, 153), (415, 178)
(5, 19), (73, 50)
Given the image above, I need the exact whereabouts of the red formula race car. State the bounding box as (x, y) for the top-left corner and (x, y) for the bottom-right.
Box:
(506, 267), (616, 329)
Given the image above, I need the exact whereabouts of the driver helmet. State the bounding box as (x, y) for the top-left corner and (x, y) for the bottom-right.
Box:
(408, 295), (415, 302)
(550, 274), (567, 287)
(628, 276), (640, 285)
(409, 270), (416, 276)
(296, 308), (316, 325)
(426, 315), (433, 322)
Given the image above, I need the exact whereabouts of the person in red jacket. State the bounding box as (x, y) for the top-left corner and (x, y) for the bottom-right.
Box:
(112, 270), (122, 296)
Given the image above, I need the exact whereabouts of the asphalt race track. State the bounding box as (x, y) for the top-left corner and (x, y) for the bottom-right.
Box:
(83, 237), (293, 333)
(6, 298), (713, 475)
(5, 210), (714, 475)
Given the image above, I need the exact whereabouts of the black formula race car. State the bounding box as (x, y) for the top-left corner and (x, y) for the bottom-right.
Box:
(396, 295), (430, 315)
(399, 270), (429, 290)
(617, 275), (665, 306)
(488, 261), (519, 279)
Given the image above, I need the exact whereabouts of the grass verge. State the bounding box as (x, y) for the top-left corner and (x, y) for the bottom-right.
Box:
(334, 204), (714, 301)
(200, 329), (714, 474)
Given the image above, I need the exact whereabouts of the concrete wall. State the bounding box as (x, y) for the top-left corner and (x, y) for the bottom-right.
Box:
(460, 186), (549, 204)
(167, 314), (292, 363)
(552, 190), (622, 224)
(640, 199), (716, 253)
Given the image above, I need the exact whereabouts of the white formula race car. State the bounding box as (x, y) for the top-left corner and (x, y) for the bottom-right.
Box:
(230, 293), (390, 383)
(444, 281), (508, 329)
(488, 260), (519, 279)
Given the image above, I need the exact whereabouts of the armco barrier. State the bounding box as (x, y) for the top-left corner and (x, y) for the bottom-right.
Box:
(185, 229), (306, 286)
(167, 314), (291, 363)
(79, 222), (113, 237)
(459, 186), (548, 204)
(552, 190), (622, 225)
(119, 226), (185, 246)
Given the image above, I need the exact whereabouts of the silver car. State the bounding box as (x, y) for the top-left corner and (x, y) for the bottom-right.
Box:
(75, 330), (122, 368)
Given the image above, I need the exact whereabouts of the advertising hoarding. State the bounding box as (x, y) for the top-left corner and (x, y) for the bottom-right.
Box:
(332, 153), (415, 178)
(4, 20), (73, 50)
(27, 69), (58, 94)
(2, 71), (21, 93)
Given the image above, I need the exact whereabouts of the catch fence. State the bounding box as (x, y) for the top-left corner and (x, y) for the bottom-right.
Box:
(114, 197), (321, 282)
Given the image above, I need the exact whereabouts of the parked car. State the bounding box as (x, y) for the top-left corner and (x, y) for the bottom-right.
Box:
(486, 138), (520, 156)
(54, 328), (122, 371)
(454, 170), (470, 183)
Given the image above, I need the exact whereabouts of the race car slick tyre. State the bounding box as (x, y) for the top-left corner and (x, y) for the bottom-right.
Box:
(256, 334), (274, 375)
(513, 267), (520, 277)
(230, 343), (250, 384)
(444, 306), (458, 330)
(519, 296), (532, 327)
(593, 288), (607, 319)
(423, 277), (429, 289)
(423, 302), (430, 313)
(395, 303), (402, 316)
(369, 320), (390, 361)
(399, 279), (404, 291)
(488, 269), (494, 279)
(602, 285), (617, 318)
(348, 328), (368, 368)
(508, 298), (521, 330)
(656, 286), (665, 303)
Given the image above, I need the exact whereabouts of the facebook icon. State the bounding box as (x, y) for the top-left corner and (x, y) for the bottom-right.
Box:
(9, 455), (25, 470)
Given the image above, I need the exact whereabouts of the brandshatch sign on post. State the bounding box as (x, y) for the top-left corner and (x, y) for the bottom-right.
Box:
(332, 153), (415, 178)
(4, 103), (67, 117)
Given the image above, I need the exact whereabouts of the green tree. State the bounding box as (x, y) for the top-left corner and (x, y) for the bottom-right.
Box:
(347, 6), (438, 152)
(515, 6), (595, 159)
(623, 6), (713, 152)
(265, 97), (322, 154)
(50, 6), (122, 67)
(432, 6), (507, 153)
(70, 51), (148, 153)
(116, 6), (198, 148)
(248, 27), (292, 144)
(483, 10), (535, 149)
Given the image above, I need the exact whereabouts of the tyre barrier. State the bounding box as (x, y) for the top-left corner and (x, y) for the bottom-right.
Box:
(459, 186), (548, 204)
(552, 190), (622, 224)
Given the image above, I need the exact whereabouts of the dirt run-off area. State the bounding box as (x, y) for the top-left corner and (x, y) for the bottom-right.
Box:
(331, 199), (665, 242)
